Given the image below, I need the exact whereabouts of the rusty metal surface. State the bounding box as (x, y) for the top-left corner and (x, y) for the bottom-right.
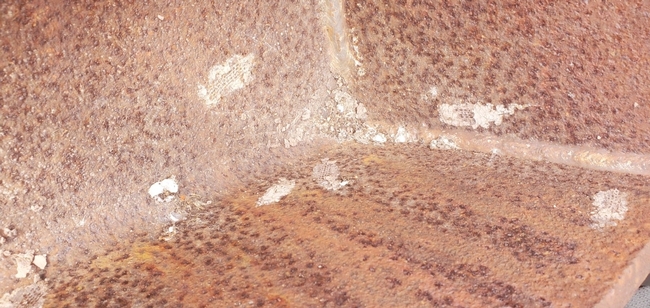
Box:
(345, 0), (650, 153)
(1, 0), (650, 307)
(0, 0), (334, 300)
(46, 143), (650, 307)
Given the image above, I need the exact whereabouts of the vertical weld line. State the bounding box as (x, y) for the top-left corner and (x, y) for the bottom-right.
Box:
(323, 0), (355, 82)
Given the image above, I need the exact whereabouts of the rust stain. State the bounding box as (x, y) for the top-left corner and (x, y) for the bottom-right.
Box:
(45, 144), (650, 307)
(2, 0), (649, 307)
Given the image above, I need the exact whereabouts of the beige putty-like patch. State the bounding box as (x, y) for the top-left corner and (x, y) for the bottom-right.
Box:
(13, 250), (34, 279)
(439, 103), (528, 129)
(256, 178), (296, 207)
(32, 254), (47, 270)
(590, 189), (628, 229)
(198, 54), (254, 106)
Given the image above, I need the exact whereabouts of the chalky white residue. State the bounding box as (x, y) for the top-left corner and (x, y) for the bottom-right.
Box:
(312, 159), (347, 191)
(439, 103), (529, 129)
(198, 54), (254, 106)
(394, 127), (409, 143)
(429, 136), (459, 150)
(372, 133), (387, 143)
(392, 127), (417, 143)
(148, 177), (179, 203)
(333, 89), (367, 120)
(590, 189), (628, 229)
(33, 254), (47, 270)
(256, 178), (296, 207)
(13, 250), (34, 279)
(428, 86), (438, 98)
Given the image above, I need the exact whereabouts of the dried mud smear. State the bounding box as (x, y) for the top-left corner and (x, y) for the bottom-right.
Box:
(46, 143), (650, 307)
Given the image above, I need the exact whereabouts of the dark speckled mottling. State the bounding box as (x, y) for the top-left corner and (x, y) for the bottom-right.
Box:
(346, 0), (650, 153)
(1, 0), (650, 307)
(46, 143), (650, 307)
